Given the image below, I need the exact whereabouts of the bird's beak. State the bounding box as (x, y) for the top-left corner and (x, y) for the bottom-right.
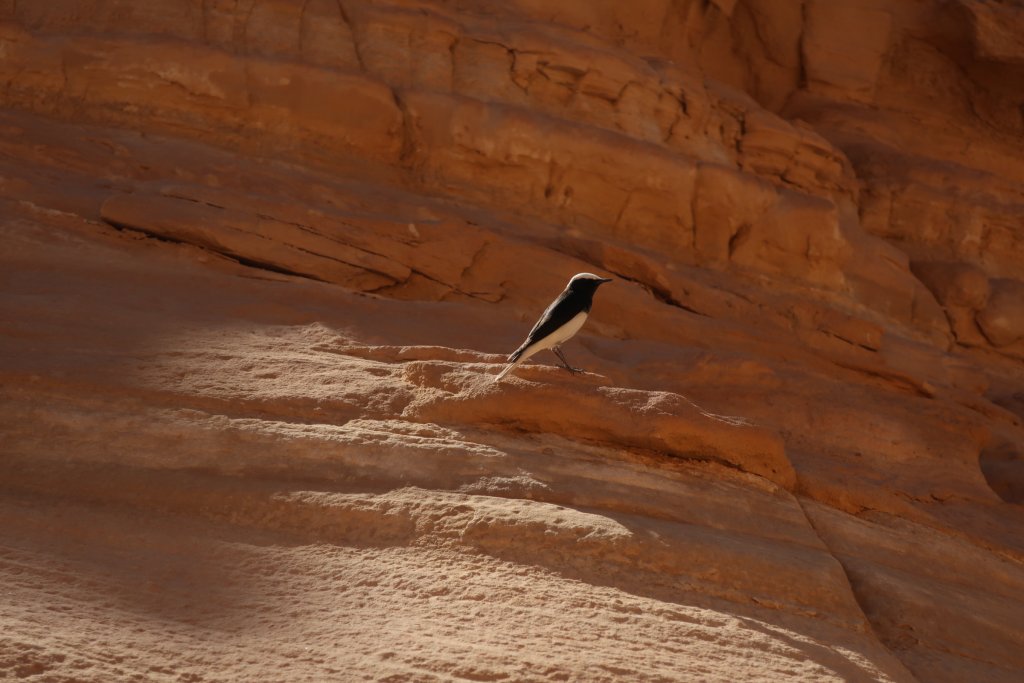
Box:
(599, 277), (613, 284)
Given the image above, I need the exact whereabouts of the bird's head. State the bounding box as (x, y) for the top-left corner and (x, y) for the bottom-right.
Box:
(566, 272), (613, 294)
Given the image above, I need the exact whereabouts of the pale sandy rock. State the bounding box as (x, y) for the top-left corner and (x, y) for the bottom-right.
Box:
(1, 212), (921, 682)
(401, 362), (794, 488)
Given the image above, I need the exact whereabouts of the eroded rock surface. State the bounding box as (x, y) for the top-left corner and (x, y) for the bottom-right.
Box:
(1, 1), (1023, 681)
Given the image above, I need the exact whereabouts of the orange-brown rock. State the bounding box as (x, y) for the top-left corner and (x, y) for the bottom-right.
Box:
(2, 1), (1024, 682)
(977, 278), (1024, 350)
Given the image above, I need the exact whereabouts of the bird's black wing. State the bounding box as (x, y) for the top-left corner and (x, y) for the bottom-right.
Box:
(507, 288), (586, 362)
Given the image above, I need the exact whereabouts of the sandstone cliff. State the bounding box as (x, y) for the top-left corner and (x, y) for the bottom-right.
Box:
(2, 1), (1023, 681)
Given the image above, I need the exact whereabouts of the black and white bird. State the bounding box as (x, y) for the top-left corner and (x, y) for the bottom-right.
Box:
(494, 272), (612, 382)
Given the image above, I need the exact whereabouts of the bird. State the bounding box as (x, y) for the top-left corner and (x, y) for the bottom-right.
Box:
(494, 272), (612, 382)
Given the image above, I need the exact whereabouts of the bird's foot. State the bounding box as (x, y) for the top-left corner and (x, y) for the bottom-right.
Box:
(552, 346), (585, 374)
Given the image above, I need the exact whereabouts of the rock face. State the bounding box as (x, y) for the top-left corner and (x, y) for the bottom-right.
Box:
(1, 1), (1023, 681)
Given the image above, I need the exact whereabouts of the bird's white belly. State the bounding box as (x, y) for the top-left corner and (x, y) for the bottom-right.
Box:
(525, 311), (588, 359)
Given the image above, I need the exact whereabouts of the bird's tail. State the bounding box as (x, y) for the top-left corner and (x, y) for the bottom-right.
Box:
(494, 359), (521, 382)
(494, 346), (526, 383)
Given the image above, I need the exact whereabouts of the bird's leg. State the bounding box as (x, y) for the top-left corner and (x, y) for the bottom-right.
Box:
(552, 346), (584, 374)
